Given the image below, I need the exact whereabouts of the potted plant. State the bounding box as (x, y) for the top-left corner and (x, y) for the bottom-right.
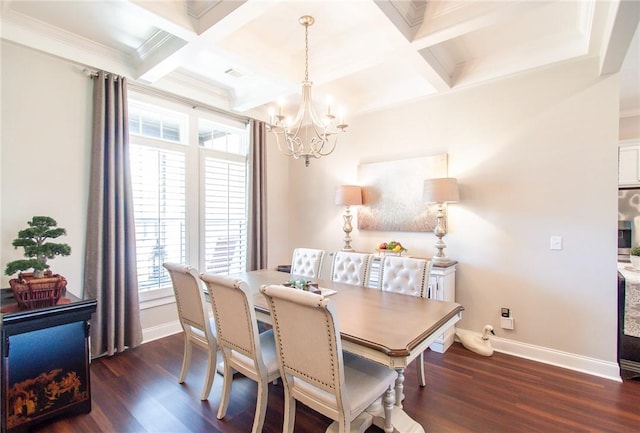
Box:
(285, 278), (320, 293)
(5, 216), (71, 309)
(631, 246), (640, 269)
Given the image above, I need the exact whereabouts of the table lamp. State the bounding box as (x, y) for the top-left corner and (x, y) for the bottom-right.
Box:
(423, 178), (459, 264)
(335, 185), (362, 251)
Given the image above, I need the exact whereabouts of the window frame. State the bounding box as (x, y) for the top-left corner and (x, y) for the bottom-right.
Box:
(128, 91), (249, 308)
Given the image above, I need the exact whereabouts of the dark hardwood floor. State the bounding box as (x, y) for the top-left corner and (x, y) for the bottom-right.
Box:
(32, 333), (640, 433)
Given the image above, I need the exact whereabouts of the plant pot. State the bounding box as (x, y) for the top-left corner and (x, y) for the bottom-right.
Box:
(630, 255), (640, 269)
(9, 270), (67, 310)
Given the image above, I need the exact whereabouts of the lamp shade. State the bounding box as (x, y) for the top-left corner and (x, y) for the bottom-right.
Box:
(423, 178), (459, 203)
(335, 185), (362, 206)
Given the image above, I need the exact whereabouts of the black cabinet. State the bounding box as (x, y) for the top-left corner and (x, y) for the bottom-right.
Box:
(618, 272), (640, 379)
(1, 290), (97, 433)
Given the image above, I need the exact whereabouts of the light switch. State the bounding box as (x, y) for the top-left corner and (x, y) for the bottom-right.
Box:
(550, 236), (562, 250)
(500, 317), (514, 330)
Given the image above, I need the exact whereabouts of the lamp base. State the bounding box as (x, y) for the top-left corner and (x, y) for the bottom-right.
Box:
(431, 256), (456, 266)
(342, 207), (354, 251)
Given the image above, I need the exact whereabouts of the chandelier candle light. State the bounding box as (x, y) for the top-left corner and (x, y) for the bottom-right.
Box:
(267, 15), (348, 167)
(423, 178), (459, 264)
(335, 185), (362, 251)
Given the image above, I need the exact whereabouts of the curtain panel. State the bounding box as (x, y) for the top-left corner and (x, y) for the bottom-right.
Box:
(84, 71), (142, 357)
(248, 119), (268, 271)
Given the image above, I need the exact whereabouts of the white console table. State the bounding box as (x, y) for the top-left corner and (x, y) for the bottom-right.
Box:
(426, 262), (457, 352)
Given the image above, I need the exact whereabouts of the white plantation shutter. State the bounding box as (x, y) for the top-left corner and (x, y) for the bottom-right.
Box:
(128, 96), (249, 301)
(202, 155), (248, 275)
(130, 145), (186, 293)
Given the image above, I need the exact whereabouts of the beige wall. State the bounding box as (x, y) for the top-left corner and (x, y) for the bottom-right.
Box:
(620, 115), (640, 140)
(286, 58), (620, 364)
(1, 41), (93, 294)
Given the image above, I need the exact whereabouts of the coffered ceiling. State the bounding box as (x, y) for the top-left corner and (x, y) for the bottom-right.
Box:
(2, 0), (638, 119)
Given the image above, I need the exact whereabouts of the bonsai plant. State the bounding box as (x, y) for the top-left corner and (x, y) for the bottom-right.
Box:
(5, 216), (71, 278)
(630, 246), (640, 269)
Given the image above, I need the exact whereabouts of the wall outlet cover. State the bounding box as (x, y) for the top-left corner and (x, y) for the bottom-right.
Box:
(500, 317), (514, 330)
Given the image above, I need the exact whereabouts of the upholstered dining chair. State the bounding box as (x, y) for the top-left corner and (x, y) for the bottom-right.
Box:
(378, 255), (433, 386)
(290, 247), (325, 279)
(163, 262), (218, 401)
(330, 251), (372, 286)
(199, 273), (280, 433)
(260, 284), (396, 433)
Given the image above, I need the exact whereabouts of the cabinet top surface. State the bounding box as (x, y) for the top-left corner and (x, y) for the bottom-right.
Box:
(1, 288), (97, 323)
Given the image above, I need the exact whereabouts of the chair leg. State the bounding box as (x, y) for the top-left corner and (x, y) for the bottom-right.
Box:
(179, 336), (192, 383)
(251, 380), (269, 433)
(339, 420), (347, 433)
(416, 351), (426, 387)
(382, 385), (395, 433)
(217, 357), (234, 420)
(282, 389), (296, 433)
(200, 345), (217, 400)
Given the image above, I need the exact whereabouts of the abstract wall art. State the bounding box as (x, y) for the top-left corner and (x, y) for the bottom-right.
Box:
(357, 154), (448, 232)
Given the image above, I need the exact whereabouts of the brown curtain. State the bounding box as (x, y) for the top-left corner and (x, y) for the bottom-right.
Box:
(248, 119), (268, 270)
(83, 71), (142, 357)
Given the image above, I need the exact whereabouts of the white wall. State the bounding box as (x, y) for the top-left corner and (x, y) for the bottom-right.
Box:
(286, 57), (620, 367)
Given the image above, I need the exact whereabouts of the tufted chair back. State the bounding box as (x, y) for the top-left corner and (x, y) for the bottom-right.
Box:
(378, 256), (433, 387)
(290, 248), (325, 278)
(379, 256), (430, 297)
(199, 272), (281, 433)
(260, 284), (397, 433)
(330, 251), (372, 286)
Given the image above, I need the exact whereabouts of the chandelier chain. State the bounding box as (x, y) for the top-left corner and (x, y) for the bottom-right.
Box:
(304, 23), (309, 82)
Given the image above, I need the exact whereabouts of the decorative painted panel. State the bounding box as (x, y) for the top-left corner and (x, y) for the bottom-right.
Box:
(357, 154), (448, 232)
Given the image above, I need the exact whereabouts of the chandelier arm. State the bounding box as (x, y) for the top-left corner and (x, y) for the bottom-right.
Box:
(271, 130), (295, 156)
(308, 125), (329, 152)
(310, 134), (338, 157)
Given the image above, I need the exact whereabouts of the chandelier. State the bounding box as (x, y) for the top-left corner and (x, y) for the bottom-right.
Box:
(266, 15), (348, 167)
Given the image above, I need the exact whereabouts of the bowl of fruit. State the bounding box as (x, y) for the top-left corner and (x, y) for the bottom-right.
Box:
(376, 241), (407, 255)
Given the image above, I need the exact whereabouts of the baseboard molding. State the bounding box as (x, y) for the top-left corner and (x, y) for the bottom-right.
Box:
(142, 320), (182, 344)
(455, 328), (621, 382)
(143, 323), (621, 382)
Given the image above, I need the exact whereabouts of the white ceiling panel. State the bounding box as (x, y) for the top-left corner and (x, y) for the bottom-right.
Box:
(1, 0), (637, 117)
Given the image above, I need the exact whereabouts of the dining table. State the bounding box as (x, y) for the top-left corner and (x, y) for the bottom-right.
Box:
(229, 269), (464, 433)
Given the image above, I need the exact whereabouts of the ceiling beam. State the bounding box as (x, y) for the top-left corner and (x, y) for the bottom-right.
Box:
(134, 0), (266, 83)
(599, 0), (640, 75)
(411, 1), (551, 49)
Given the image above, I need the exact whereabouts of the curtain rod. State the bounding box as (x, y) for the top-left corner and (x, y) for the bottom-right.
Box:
(82, 68), (250, 124)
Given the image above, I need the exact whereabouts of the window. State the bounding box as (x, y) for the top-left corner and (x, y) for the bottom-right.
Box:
(129, 96), (249, 303)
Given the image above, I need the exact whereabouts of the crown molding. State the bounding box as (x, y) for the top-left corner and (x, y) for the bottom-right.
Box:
(388, 0), (426, 29)
(1, 8), (134, 76)
(186, 0), (222, 20)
